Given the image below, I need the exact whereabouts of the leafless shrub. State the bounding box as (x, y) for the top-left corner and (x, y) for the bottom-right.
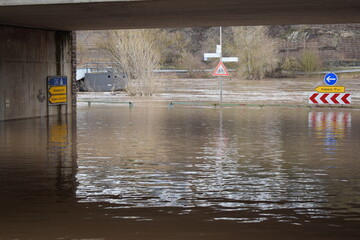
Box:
(175, 51), (206, 77)
(298, 49), (322, 73)
(98, 29), (162, 96)
(232, 26), (278, 80)
(282, 56), (300, 72)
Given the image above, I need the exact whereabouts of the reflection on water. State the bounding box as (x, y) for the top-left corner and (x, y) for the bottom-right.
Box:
(309, 112), (352, 153)
(0, 115), (77, 239)
(0, 115), (76, 197)
(75, 105), (360, 238)
(1, 106), (360, 239)
(76, 107), (360, 216)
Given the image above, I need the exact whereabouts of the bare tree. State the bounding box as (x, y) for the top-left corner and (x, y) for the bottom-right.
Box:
(99, 29), (162, 96)
(232, 26), (278, 80)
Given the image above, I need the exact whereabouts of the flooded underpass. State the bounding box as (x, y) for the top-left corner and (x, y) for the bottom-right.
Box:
(1, 78), (360, 239)
(1, 105), (360, 239)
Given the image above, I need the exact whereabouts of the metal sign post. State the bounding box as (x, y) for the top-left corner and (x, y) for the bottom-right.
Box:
(213, 61), (229, 103)
(220, 27), (223, 103)
(204, 27), (238, 104)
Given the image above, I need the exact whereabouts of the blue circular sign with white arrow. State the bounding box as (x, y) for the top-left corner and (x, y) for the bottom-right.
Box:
(324, 73), (338, 86)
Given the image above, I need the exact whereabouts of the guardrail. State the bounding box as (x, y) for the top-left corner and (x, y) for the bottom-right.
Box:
(168, 102), (360, 109)
(283, 68), (360, 75)
(168, 102), (311, 108)
(78, 100), (133, 107)
(77, 100), (359, 109)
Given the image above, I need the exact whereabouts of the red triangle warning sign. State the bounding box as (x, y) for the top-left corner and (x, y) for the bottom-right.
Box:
(212, 61), (229, 76)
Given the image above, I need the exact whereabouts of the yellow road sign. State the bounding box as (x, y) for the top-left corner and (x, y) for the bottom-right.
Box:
(314, 86), (345, 93)
(49, 95), (67, 104)
(49, 86), (67, 94)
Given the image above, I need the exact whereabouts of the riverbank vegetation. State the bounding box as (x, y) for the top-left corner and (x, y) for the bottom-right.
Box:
(78, 24), (360, 94)
(98, 30), (162, 96)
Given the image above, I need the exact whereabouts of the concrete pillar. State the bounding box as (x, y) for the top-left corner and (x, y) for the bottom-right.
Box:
(0, 26), (75, 121)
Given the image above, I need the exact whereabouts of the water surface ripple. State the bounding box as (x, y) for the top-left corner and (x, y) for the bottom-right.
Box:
(76, 106), (360, 225)
(1, 105), (360, 239)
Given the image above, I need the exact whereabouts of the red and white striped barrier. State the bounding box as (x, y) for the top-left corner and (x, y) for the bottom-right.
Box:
(309, 93), (351, 104)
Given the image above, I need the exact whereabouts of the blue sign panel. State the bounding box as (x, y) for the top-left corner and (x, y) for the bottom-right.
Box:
(48, 76), (67, 86)
(324, 73), (338, 86)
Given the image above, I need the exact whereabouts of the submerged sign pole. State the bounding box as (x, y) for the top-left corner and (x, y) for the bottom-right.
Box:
(220, 27), (223, 103)
(204, 27), (238, 104)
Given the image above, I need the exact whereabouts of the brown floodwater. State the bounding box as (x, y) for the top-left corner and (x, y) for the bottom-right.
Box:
(1, 103), (360, 239)
(77, 77), (360, 105)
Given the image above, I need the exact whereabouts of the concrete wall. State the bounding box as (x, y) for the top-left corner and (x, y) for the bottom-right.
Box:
(0, 26), (74, 121)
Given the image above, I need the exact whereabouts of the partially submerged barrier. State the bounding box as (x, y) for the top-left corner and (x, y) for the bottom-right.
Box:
(168, 102), (311, 108)
(77, 100), (359, 109)
(78, 100), (133, 107)
(168, 102), (360, 109)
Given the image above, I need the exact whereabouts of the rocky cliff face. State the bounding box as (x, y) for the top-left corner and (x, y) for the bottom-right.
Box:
(77, 24), (360, 69)
(272, 24), (360, 66)
(77, 30), (112, 67)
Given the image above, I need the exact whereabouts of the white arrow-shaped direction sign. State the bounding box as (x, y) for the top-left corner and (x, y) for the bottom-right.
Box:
(204, 53), (221, 60)
(222, 57), (239, 62)
(326, 76), (336, 81)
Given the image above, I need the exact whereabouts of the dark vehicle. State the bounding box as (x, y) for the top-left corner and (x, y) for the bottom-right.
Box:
(77, 72), (126, 92)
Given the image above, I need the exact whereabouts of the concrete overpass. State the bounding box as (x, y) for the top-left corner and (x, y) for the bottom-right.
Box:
(1, 0), (360, 30)
(1, 0), (360, 120)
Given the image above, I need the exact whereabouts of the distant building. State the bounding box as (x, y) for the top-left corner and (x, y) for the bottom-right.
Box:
(77, 72), (127, 92)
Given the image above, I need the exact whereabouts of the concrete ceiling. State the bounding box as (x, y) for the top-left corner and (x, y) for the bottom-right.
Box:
(0, 0), (360, 31)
